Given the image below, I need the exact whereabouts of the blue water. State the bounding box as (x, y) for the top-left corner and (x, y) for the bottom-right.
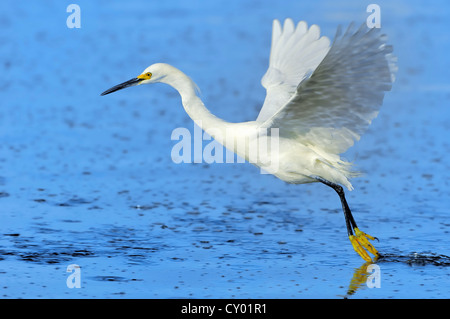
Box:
(0, 0), (449, 298)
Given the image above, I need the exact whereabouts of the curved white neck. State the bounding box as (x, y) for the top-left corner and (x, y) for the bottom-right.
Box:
(158, 66), (231, 141)
(164, 69), (218, 121)
(158, 65), (261, 162)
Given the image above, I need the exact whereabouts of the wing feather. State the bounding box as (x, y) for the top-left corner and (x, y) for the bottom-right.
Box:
(261, 22), (397, 155)
(257, 19), (331, 122)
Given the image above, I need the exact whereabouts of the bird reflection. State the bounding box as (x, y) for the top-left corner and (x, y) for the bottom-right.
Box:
(344, 256), (380, 298)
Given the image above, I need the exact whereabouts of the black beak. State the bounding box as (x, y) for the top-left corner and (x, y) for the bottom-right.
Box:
(101, 78), (143, 96)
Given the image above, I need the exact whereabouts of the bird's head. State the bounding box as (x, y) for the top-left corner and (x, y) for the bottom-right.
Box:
(100, 63), (168, 96)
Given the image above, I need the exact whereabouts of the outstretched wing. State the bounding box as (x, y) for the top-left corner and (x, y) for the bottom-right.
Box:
(256, 19), (331, 122)
(261, 22), (397, 155)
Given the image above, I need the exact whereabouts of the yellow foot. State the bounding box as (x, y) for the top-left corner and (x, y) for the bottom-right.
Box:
(349, 228), (379, 262)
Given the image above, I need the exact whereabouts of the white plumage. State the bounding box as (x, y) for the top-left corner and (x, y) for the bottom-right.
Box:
(101, 18), (397, 262)
(257, 19), (397, 190)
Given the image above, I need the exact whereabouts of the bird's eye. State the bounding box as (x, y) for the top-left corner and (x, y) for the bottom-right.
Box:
(137, 72), (152, 80)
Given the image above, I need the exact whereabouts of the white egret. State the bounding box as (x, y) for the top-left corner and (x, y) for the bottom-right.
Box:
(101, 19), (397, 262)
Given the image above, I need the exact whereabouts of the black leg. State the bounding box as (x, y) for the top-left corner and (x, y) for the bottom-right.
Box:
(312, 176), (358, 236)
(311, 176), (380, 261)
